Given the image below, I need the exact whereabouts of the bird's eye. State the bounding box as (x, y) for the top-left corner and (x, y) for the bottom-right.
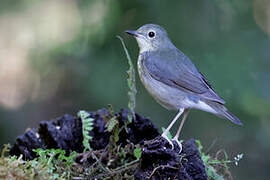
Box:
(148, 31), (155, 38)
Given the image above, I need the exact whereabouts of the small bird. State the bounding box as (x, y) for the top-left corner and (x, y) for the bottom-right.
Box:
(125, 24), (242, 149)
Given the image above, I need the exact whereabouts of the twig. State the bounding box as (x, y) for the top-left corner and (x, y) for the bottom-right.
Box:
(147, 165), (178, 179)
(91, 152), (112, 173)
(94, 159), (139, 179)
(112, 159), (139, 171)
(72, 177), (84, 180)
(206, 138), (217, 154)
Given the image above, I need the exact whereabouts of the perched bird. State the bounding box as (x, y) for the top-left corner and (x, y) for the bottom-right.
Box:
(125, 24), (242, 149)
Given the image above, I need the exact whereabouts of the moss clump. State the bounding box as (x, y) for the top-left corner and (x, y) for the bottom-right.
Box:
(0, 144), (53, 180)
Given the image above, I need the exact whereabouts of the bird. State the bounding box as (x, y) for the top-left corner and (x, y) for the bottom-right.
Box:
(125, 24), (242, 150)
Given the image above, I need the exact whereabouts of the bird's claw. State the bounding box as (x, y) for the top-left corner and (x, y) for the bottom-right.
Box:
(161, 134), (182, 154)
(161, 133), (174, 148)
(172, 137), (182, 154)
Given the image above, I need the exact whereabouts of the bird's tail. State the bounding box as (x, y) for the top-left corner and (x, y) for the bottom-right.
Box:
(206, 101), (243, 126)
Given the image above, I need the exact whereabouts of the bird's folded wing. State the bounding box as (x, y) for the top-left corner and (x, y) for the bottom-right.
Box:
(143, 50), (225, 104)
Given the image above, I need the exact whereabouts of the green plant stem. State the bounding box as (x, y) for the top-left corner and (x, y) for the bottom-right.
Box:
(117, 35), (137, 123)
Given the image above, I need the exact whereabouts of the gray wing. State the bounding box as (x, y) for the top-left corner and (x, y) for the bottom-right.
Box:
(142, 50), (225, 104)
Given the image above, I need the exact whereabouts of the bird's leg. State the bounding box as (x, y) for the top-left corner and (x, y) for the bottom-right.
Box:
(161, 108), (184, 148)
(172, 109), (190, 152)
(173, 109), (190, 141)
(162, 108), (184, 137)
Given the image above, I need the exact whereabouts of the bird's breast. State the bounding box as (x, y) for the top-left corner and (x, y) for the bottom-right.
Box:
(137, 54), (186, 110)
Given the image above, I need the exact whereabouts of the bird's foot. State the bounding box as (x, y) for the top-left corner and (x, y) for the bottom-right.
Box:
(161, 133), (174, 149)
(161, 133), (182, 153)
(172, 137), (182, 154)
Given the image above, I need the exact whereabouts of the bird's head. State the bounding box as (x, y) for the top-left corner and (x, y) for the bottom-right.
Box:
(125, 24), (174, 53)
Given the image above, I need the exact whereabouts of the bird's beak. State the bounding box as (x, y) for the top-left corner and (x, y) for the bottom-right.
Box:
(125, 30), (139, 37)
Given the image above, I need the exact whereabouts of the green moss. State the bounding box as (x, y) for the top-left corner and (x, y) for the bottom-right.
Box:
(0, 144), (75, 180)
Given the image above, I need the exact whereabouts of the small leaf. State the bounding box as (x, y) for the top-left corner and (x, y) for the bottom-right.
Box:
(161, 127), (172, 140)
(134, 147), (142, 159)
(106, 117), (118, 132)
(114, 123), (119, 143)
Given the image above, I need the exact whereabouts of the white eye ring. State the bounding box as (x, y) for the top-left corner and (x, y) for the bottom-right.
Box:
(148, 31), (156, 38)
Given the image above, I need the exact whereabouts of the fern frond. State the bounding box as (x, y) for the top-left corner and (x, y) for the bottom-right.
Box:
(78, 110), (94, 152)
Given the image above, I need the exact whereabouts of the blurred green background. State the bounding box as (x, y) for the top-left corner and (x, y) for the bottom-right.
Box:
(0, 0), (269, 179)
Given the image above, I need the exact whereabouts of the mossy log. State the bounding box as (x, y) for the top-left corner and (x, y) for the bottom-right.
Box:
(10, 108), (207, 180)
